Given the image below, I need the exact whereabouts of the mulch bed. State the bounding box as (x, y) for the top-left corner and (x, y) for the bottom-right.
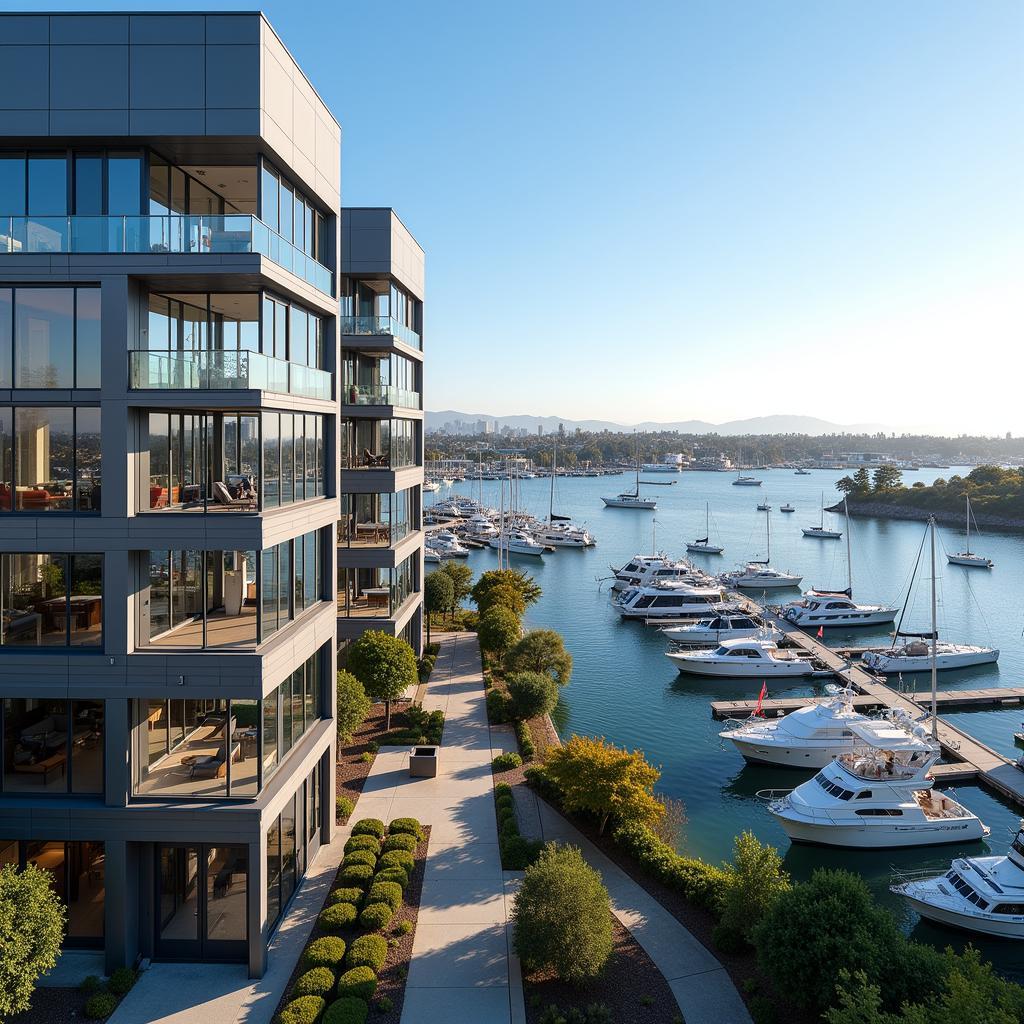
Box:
(524, 917), (679, 1024)
(8, 986), (90, 1024)
(272, 825), (431, 1024)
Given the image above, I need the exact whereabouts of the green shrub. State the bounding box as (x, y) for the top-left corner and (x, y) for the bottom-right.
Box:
(336, 966), (378, 1001)
(276, 995), (326, 1024)
(80, 975), (102, 994)
(344, 836), (381, 856)
(506, 671), (559, 720)
(338, 863), (374, 887)
(351, 818), (385, 839)
(342, 850), (377, 870)
(292, 967), (336, 998)
(303, 936), (347, 970)
(345, 933), (388, 971)
(374, 996), (394, 1013)
(336, 670), (371, 744)
(719, 831), (790, 943)
(378, 849), (413, 874)
(322, 996), (368, 1024)
(748, 995), (778, 1024)
(478, 605), (522, 658)
(329, 887), (365, 907)
(495, 793), (514, 811)
(336, 796), (354, 820)
(712, 922), (746, 954)
(394, 920), (413, 936)
(500, 834), (544, 870)
(486, 688), (512, 723)
(381, 833), (417, 854)
(492, 751), (523, 772)
(359, 902), (394, 930)
(84, 993), (119, 1020)
(495, 782), (512, 798)
(366, 881), (403, 913)
(512, 844), (613, 983)
(320, 902), (359, 930)
(388, 817), (423, 840)
(515, 719), (536, 760)
(373, 866), (409, 889)
(504, 629), (572, 687)
(107, 966), (138, 996)
(359, 751), (374, 763)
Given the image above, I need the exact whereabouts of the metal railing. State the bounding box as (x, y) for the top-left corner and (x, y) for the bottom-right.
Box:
(343, 383), (421, 409)
(339, 315), (422, 350)
(129, 350), (333, 401)
(0, 214), (334, 296)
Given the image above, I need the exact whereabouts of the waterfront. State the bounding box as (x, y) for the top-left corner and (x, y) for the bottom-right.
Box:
(444, 466), (1024, 974)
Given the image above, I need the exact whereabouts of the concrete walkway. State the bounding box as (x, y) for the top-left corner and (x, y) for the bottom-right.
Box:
(348, 631), (523, 1024)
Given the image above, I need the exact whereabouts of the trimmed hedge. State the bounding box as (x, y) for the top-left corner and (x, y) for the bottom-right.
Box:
(345, 933), (388, 972)
(336, 966), (378, 1001)
(341, 850), (377, 870)
(338, 863), (374, 887)
(320, 902), (359, 930)
(494, 784), (542, 869)
(514, 719), (536, 760)
(358, 901), (394, 930)
(366, 880), (403, 913)
(344, 835), (381, 856)
(378, 849), (414, 874)
(108, 967), (138, 996)
(381, 833), (417, 854)
(322, 997), (368, 1024)
(336, 796), (355, 820)
(303, 936), (347, 970)
(276, 995), (326, 1024)
(388, 817), (423, 840)
(84, 993), (118, 1020)
(492, 751), (523, 772)
(328, 887), (364, 907)
(351, 818), (385, 839)
(373, 866), (409, 889)
(292, 967), (336, 998)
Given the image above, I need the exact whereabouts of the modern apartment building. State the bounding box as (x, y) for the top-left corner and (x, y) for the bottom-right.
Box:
(338, 209), (425, 655)
(0, 12), (341, 977)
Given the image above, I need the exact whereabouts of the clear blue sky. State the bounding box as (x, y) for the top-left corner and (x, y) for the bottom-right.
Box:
(9, 1), (1023, 434)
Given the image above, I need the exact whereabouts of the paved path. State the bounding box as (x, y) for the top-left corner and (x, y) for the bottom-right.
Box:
(351, 632), (524, 1024)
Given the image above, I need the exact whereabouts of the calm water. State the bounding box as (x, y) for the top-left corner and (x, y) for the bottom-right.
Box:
(442, 467), (1024, 972)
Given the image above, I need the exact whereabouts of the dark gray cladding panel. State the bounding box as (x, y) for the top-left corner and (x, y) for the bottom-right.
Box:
(0, 46), (49, 109)
(50, 45), (130, 110)
(206, 45), (261, 109)
(130, 45), (206, 109)
(50, 14), (129, 44)
(0, 15), (48, 43)
(129, 14), (206, 45)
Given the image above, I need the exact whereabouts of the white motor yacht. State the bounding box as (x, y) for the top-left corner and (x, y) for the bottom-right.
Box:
(488, 529), (545, 558)
(947, 495), (993, 568)
(533, 522), (595, 547)
(613, 581), (740, 621)
(462, 512), (499, 541)
(667, 636), (816, 677)
(629, 562), (714, 589)
(424, 546), (441, 563)
(430, 530), (470, 559)
(802, 493), (842, 539)
(766, 716), (989, 848)
(724, 563), (804, 590)
(862, 641), (999, 674)
(612, 553), (689, 589)
(784, 592), (898, 629)
(891, 823), (1024, 938)
(423, 479), (441, 493)
(722, 690), (871, 768)
(733, 474), (763, 486)
(662, 614), (781, 646)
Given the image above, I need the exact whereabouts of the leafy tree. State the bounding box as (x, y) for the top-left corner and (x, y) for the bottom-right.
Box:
(471, 569), (541, 613)
(336, 670), (371, 743)
(872, 465), (903, 491)
(0, 863), (65, 1018)
(346, 631), (418, 731)
(718, 831), (790, 943)
(504, 629), (573, 687)
(506, 671), (559, 720)
(836, 475), (858, 495)
(853, 467), (871, 491)
(476, 583), (526, 617)
(439, 561), (473, 618)
(423, 570), (454, 642)
(512, 843), (613, 983)
(543, 735), (664, 836)
(477, 606), (521, 658)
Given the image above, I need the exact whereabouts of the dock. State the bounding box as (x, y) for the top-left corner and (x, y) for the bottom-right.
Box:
(729, 606), (1024, 804)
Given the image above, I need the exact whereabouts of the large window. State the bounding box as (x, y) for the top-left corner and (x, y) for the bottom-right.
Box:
(343, 352), (420, 408)
(338, 553), (418, 619)
(0, 151), (141, 217)
(0, 553), (102, 649)
(266, 767), (322, 932)
(260, 162), (326, 265)
(0, 287), (100, 389)
(0, 407), (100, 512)
(342, 418), (419, 470)
(339, 488), (415, 548)
(1, 699), (103, 794)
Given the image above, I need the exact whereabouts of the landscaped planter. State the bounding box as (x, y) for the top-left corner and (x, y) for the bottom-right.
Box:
(409, 745), (438, 777)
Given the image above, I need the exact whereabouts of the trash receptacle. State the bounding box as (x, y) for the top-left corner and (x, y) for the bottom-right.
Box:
(409, 745), (438, 778)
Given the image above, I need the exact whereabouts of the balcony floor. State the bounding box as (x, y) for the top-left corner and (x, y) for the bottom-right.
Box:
(139, 721), (259, 798)
(149, 607), (257, 650)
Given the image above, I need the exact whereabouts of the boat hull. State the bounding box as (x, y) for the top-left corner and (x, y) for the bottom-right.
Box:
(897, 885), (1024, 939)
(947, 554), (993, 568)
(727, 734), (849, 768)
(602, 497), (657, 509)
(802, 529), (842, 539)
(666, 652), (815, 677)
(686, 543), (723, 554)
(862, 649), (1000, 673)
(774, 813), (989, 848)
(729, 576), (803, 590)
(785, 608), (899, 628)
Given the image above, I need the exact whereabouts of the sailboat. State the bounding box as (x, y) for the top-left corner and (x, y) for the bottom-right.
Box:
(947, 495), (993, 568)
(534, 442), (595, 546)
(723, 508), (803, 590)
(802, 492), (842, 539)
(862, 518), (999, 673)
(733, 471), (762, 486)
(602, 436), (657, 509)
(687, 503), (723, 554)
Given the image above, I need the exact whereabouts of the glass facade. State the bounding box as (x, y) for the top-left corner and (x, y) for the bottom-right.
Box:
(265, 765), (321, 932)
(339, 488), (415, 548)
(339, 278), (421, 350)
(338, 553), (418, 619)
(343, 352), (420, 409)
(341, 417), (419, 470)
(259, 162), (326, 265)
(0, 553), (102, 648)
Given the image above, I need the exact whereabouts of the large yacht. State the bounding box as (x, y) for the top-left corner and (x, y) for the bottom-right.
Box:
(488, 529), (545, 558)
(721, 690), (870, 767)
(613, 581), (740, 621)
(765, 716), (989, 848)
(461, 512), (499, 541)
(532, 522), (595, 547)
(429, 530), (470, 559)
(612, 553), (691, 589)
(862, 641), (999, 674)
(666, 637), (816, 677)
(784, 592), (898, 629)
(661, 614), (779, 646)
(891, 822), (1024, 939)
(723, 563), (804, 590)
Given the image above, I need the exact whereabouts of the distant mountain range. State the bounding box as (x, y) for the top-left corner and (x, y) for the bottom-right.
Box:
(426, 410), (890, 437)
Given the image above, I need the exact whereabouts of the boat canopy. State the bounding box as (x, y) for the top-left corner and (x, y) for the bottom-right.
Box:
(848, 719), (933, 752)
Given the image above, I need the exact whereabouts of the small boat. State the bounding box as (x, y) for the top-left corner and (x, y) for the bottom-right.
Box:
(462, 512), (499, 541)
(430, 530), (470, 559)
(756, 502), (771, 512)
(733, 473), (763, 486)
(795, 468), (812, 475)
(780, 503), (795, 513)
(802, 492), (842, 539)
(488, 529), (545, 558)
(662, 614), (780, 646)
(722, 509), (802, 589)
(423, 479), (441, 493)
(686, 502), (724, 555)
(784, 593), (898, 629)
(766, 715), (989, 848)
(892, 821), (1024, 938)
(947, 495), (993, 568)
(603, 437), (657, 509)
(666, 637), (816, 677)
(613, 581), (740, 621)
(424, 547), (441, 563)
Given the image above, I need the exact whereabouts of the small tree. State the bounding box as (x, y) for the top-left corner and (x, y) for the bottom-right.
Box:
(440, 561), (473, 620)
(719, 831), (790, 943)
(853, 467), (871, 491)
(471, 569), (541, 613)
(423, 571), (454, 643)
(543, 735), (663, 836)
(477, 606), (522, 659)
(872, 465), (902, 492)
(336, 670), (371, 743)
(512, 844), (612, 983)
(504, 629), (573, 687)
(347, 631), (418, 731)
(835, 475), (858, 496)
(476, 583), (526, 617)
(0, 863), (65, 1018)
(506, 671), (559, 720)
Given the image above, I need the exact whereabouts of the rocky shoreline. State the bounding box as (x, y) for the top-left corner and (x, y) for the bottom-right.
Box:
(826, 499), (1024, 532)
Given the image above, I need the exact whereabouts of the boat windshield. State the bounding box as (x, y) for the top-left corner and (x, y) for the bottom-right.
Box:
(837, 746), (932, 781)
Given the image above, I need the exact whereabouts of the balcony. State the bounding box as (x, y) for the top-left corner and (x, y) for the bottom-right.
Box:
(340, 315), (421, 351)
(130, 350), (333, 402)
(0, 214), (333, 296)
(343, 384), (421, 411)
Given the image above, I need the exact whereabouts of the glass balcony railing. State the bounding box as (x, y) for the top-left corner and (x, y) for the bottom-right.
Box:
(339, 315), (422, 351)
(0, 214), (334, 296)
(129, 350), (333, 401)
(343, 384), (421, 410)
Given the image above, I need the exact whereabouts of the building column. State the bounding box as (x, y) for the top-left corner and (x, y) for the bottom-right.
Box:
(103, 839), (138, 974)
(248, 835), (265, 978)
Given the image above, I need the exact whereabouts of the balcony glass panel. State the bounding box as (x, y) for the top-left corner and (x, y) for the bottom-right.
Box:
(342, 418), (420, 471)
(344, 384), (421, 410)
(338, 554), (418, 619)
(339, 488), (414, 548)
(339, 315), (421, 350)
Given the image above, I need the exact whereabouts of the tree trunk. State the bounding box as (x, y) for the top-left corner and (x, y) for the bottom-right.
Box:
(385, 700), (392, 732)
(599, 812), (609, 836)
(426, 614), (431, 645)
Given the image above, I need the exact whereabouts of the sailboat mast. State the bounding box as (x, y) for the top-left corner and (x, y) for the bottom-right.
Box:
(549, 442), (556, 523)
(820, 491), (825, 530)
(930, 517), (938, 741)
(706, 501), (710, 538)
(845, 497), (853, 593)
(766, 506), (771, 564)
(965, 494), (971, 554)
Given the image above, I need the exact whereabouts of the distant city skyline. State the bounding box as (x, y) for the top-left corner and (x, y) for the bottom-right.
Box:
(15, 0), (1021, 434)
